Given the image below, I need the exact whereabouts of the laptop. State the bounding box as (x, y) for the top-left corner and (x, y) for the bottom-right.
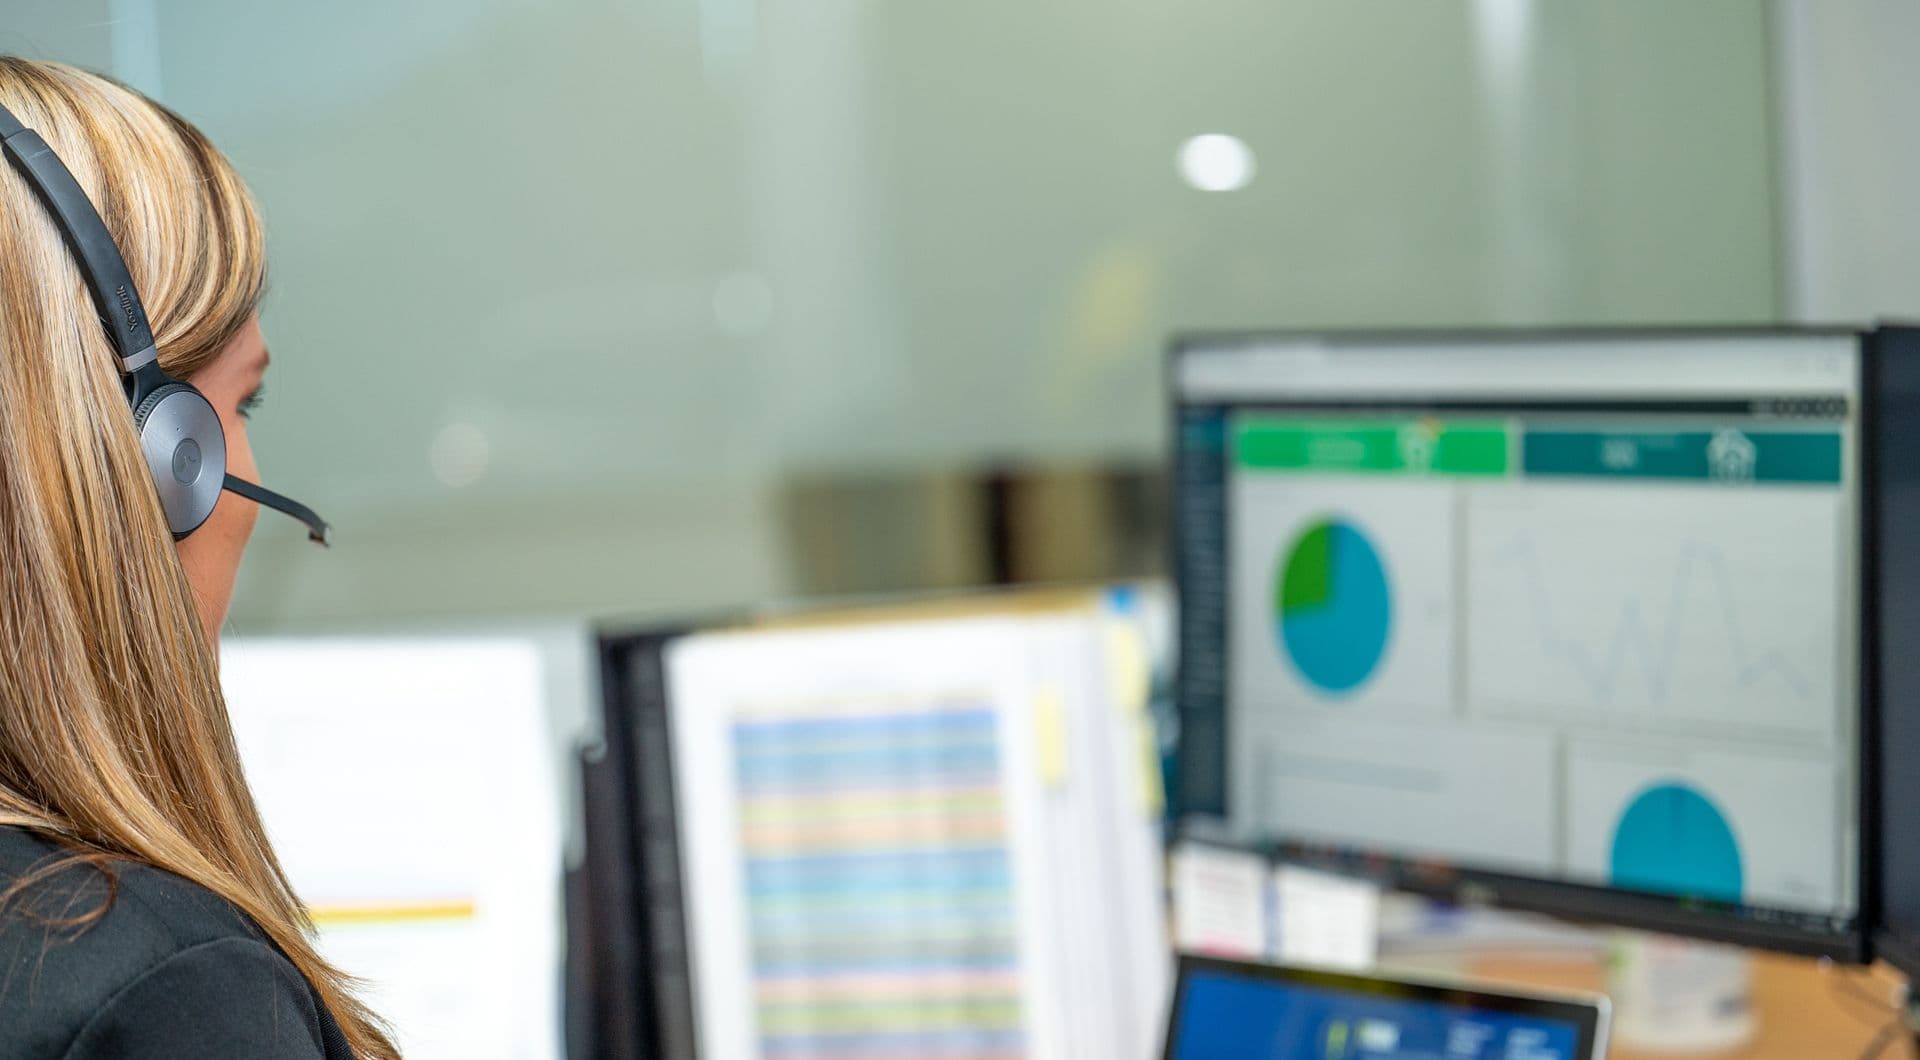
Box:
(1164, 954), (1610, 1059)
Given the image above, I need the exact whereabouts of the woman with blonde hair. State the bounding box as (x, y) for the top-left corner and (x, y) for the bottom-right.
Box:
(0, 57), (394, 1058)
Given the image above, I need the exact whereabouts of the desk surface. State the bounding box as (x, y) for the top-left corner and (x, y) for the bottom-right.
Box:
(1457, 952), (1911, 1060)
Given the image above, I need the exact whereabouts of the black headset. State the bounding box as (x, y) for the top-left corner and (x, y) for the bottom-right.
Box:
(0, 102), (328, 544)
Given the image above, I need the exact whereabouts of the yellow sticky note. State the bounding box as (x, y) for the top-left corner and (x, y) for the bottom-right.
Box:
(1135, 714), (1165, 815)
(1034, 691), (1068, 788)
(1105, 620), (1151, 716)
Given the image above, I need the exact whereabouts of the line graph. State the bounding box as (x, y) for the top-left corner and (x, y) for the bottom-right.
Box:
(1466, 486), (1840, 734)
(1490, 536), (1812, 704)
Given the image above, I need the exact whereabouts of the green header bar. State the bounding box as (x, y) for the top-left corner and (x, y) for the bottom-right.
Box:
(1234, 418), (1510, 476)
(1523, 429), (1842, 484)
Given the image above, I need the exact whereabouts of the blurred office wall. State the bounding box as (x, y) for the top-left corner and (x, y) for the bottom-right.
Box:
(2, 1), (1783, 628)
(1776, 0), (1920, 323)
(2, 0), (114, 71)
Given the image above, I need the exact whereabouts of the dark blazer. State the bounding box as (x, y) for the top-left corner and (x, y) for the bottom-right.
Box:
(0, 826), (355, 1058)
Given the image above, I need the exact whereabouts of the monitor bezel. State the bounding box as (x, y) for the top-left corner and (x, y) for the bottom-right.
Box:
(1875, 930), (1920, 983)
(1163, 952), (1609, 1060)
(575, 626), (708, 1060)
(1863, 325), (1920, 978)
(1166, 325), (1874, 962)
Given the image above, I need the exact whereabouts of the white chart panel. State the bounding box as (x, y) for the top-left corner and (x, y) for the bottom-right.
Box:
(1230, 476), (1456, 717)
(1237, 715), (1556, 874)
(1565, 739), (1842, 913)
(1466, 483), (1844, 740)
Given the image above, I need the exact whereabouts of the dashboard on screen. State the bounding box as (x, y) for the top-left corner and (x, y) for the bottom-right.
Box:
(1173, 330), (1865, 956)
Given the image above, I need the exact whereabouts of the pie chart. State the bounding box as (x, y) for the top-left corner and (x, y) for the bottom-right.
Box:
(1609, 782), (1744, 902)
(1274, 518), (1393, 695)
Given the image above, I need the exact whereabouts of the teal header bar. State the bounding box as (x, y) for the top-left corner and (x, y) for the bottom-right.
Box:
(1522, 429), (1842, 484)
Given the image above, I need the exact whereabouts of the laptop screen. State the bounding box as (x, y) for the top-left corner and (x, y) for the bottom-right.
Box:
(1166, 957), (1603, 1060)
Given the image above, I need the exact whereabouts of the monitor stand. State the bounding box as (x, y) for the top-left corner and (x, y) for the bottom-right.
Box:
(1607, 932), (1757, 1053)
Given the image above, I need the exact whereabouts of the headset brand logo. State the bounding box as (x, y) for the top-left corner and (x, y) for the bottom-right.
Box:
(114, 284), (141, 337)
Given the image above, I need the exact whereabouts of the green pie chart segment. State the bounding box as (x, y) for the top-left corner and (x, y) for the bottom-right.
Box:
(1275, 519), (1392, 695)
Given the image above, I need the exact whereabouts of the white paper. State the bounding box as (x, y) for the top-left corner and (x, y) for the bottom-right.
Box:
(665, 607), (1170, 1060)
(1170, 843), (1268, 959)
(668, 619), (1064, 1060)
(1272, 865), (1379, 971)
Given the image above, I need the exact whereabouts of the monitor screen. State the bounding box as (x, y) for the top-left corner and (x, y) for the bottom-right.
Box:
(588, 593), (1173, 1059)
(222, 636), (569, 1060)
(1172, 330), (1865, 956)
(1164, 957), (1605, 1060)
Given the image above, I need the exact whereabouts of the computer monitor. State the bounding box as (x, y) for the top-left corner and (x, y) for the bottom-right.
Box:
(1869, 325), (1920, 977)
(1163, 955), (1609, 1060)
(584, 592), (1173, 1059)
(221, 635), (570, 1059)
(1172, 328), (1870, 958)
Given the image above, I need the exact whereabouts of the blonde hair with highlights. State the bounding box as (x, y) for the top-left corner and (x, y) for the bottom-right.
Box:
(0, 57), (396, 1059)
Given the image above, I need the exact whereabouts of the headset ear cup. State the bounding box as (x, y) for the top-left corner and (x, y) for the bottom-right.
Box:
(130, 382), (177, 429)
(131, 382), (228, 538)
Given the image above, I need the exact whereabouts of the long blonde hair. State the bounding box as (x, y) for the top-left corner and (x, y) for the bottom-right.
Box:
(0, 57), (396, 1059)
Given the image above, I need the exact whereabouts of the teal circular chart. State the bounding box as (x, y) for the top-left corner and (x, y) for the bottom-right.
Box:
(1609, 782), (1744, 903)
(1274, 518), (1393, 695)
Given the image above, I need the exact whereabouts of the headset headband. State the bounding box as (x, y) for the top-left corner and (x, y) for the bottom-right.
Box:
(0, 99), (330, 545)
(0, 105), (158, 374)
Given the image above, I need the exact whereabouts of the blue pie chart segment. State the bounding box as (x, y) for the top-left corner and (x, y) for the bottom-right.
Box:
(1609, 782), (1744, 903)
(1275, 519), (1393, 696)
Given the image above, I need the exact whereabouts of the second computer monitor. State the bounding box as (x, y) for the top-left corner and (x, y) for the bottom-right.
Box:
(1173, 329), (1867, 957)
